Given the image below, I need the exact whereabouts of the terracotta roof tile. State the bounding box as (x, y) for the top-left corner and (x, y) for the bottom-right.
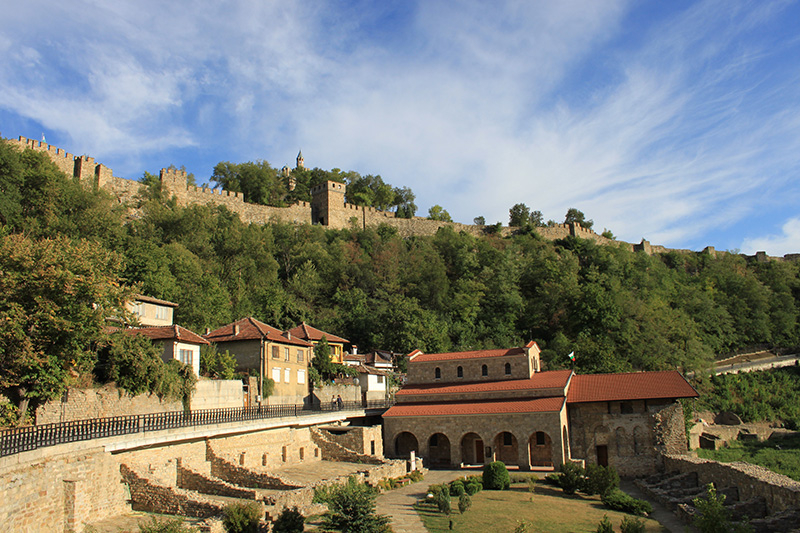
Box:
(134, 294), (179, 308)
(120, 325), (209, 344)
(205, 317), (312, 347)
(410, 347), (526, 362)
(287, 322), (349, 344)
(396, 370), (572, 396)
(566, 371), (698, 403)
(383, 397), (565, 417)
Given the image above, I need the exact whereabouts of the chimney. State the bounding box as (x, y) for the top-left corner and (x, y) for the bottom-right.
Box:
(352, 345), (358, 355)
(286, 332), (291, 340)
(205, 327), (210, 335)
(233, 324), (240, 336)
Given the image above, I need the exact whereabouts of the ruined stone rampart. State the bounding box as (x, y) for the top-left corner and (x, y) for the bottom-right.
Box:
(9, 134), (797, 259)
(663, 454), (800, 513)
(310, 427), (384, 464)
(121, 463), (226, 518)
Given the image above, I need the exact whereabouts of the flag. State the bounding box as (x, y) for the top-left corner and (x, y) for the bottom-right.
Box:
(41, 133), (46, 143)
(567, 351), (575, 362)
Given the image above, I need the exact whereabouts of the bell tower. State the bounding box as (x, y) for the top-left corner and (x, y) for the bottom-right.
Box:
(296, 150), (305, 169)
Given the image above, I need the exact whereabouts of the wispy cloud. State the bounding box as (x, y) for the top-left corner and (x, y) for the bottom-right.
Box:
(742, 218), (800, 257)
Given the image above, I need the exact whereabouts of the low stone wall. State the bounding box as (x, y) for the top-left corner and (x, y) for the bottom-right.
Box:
(0, 447), (128, 532)
(176, 459), (259, 499)
(312, 383), (362, 408)
(208, 448), (304, 490)
(192, 380), (244, 410)
(121, 463), (226, 518)
(315, 425), (384, 457)
(208, 426), (322, 470)
(36, 384), (182, 424)
(310, 427), (383, 464)
(663, 454), (800, 513)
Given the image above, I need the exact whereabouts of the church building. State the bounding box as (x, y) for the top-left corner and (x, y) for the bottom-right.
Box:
(382, 342), (697, 475)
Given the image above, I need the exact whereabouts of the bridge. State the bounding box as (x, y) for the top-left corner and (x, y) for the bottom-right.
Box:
(0, 399), (393, 460)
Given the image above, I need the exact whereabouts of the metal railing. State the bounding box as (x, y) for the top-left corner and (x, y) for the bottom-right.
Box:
(0, 399), (393, 457)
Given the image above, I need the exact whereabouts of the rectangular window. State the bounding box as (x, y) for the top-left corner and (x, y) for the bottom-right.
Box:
(377, 375), (384, 384)
(178, 349), (193, 366)
(272, 346), (280, 359)
(284, 347), (290, 361)
(297, 369), (305, 384)
(503, 432), (512, 446)
(155, 306), (167, 320)
(284, 368), (291, 383)
(297, 349), (304, 363)
(536, 431), (546, 446)
(272, 367), (281, 383)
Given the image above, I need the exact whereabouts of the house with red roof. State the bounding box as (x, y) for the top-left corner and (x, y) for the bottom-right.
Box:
(287, 322), (350, 364)
(383, 342), (698, 475)
(117, 325), (208, 376)
(205, 318), (314, 405)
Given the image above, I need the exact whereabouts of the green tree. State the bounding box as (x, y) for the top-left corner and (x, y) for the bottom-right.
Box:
(314, 476), (391, 533)
(564, 207), (593, 229)
(427, 205), (452, 222)
(509, 203), (531, 227)
(473, 216), (486, 226)
(200, 344), (237, 379)
(0, 233), (134, 419)
(223, 502), (261, 533)
(482, 461), (511, 490)
(394, 186), (417, 218)
(211, 160), (285, 206)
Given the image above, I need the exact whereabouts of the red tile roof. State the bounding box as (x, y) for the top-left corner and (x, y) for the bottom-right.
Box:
(409, 347), (526, 363)
(134, 294), (179, 308)
(287, 322), (349, 344)
(566, 371), (698, 403)
(204, 317), (313, 347)
(383, 396), (565, 417)
(397, 370), (572, 396)
(119, 325), (208, 344)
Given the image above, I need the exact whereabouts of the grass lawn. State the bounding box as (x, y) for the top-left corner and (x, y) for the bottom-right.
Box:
(416, 482), (667, 532)
(696, 433), (800, 481)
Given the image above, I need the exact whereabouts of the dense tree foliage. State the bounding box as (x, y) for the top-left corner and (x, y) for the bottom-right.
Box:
(3, 138), (800, 413)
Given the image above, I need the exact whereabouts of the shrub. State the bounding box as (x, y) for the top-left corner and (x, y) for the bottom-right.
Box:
(558, 462), (585, 495)
(543, 473), (561, 486)
(595, 514), (614, 533)
(138, 517), (197, 533)
(430, 484), (451, 515)
(602, 488), (653, 516)
(272, 506), (305, 533)
(692, 483), (753, 533)
(449, 479), (466, 496)
(482, 461), (511, 490)
(583, 464), (620, 497)
(620, 515), (646, 533)
(409, 469), (424, 482)
(316, 476), (391, 533)
(223, 502), (262, 533)
(458, 492), (472, 514)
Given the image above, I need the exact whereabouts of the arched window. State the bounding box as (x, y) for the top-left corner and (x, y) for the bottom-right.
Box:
(435, 367), (441, 379)
(481, 364), (488, 377)
(457, 366), (463, 378)
(504, 362), (511, 375)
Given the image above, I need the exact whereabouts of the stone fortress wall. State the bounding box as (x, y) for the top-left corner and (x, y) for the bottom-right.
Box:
(8, 135), (794, 260)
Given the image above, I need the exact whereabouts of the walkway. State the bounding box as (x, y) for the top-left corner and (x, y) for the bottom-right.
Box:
(376, 469), (465, 533)
(619, 479), (689, 533)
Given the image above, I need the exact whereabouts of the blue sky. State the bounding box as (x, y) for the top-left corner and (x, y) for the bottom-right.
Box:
(2, 0), (800, 255)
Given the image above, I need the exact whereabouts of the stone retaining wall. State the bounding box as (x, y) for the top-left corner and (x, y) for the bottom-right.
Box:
(207, 448), (304, 490)
(121, 463), (226, 518)
(663, 454), (800, 513)
(310, 427), (383, 464)
(176, 459), (259, 499)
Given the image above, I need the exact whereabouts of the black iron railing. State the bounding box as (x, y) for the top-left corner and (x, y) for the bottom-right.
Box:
(0, 399), (393, 457)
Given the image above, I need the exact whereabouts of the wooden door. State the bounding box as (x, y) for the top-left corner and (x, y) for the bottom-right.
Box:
(596, 445), (608, 467)
(476, 440), (484, 463)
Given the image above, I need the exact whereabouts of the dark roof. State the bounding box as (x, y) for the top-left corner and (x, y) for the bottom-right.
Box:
(566, 371), (698, 403)
(287, 322), (349, 344)
(205, 317), (313, 347)
(119, 325), (208, 345)
(409, 347), (526, 363)
(383, 397), (565, 418)
(354, 364), (390, 376)
(134, 294), (178, 308)
(397, 370), (572, 397)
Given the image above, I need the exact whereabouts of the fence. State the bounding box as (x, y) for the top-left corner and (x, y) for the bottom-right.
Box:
(0, 399), (392, 457)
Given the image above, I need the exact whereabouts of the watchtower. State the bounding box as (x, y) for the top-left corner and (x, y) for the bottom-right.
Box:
(310, 180), (346, 226)
(296, 150), (305, 169)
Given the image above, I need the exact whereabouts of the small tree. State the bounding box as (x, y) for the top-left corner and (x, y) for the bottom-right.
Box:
(223, 502), (262, 533)
(272, 506), (305, 533)
(458, 492), (472, 514)
(557, 462), (584, 495)
(138, 516), (198, 533)
(692, 483), (752, 533)
(583, 464), (619, 497)
(311, 336), (336, 380)
(482, 461), (511, 490)
(473, 216), (486, 226)
(620, 515), (646, 533)
(596, 514), (614, 533)
(314, 476), (391, 533)
(200, 344), (236, 379)
(427, 205), (453, 222)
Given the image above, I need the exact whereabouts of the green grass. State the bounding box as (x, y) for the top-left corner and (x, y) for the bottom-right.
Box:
(697, 434), (800, 481)
(415, 482), (667, 532)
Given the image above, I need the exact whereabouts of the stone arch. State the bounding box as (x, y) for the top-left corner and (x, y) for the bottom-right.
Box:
(481, 364), (488, 377)
(504, 362), (511, 375)
(395, 432), (419, 458)
(427, 433), (451, 466)
(460, 432), (485, 465)
(494, 431), (519, 465)
(435, 367), (441, 379)
(457, 366), (463, 378)
(528, 431), (553, 467)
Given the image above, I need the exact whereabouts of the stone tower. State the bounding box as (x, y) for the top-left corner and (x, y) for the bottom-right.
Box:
(296, 150), (304, 169)
(311, 180), (346, 226)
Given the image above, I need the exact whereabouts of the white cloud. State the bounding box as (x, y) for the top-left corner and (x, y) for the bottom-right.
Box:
(742, 218), (800, 257)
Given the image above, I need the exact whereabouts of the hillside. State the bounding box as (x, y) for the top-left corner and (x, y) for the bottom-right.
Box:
(2, 136), (800, 398)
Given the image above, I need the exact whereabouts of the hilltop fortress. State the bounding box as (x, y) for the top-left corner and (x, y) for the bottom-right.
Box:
(8, 135), (794, 261)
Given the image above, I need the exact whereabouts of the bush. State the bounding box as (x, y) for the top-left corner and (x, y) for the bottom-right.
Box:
(583, 464), (620, 497)
(273, 506), (305, 533)
(465, 479), (481, 495)
(595, 514), (614, 533)
(138, 517), (197, 533)
(620, 515), (646, 533)
(449, 479), (466, 496)
(429, 484), (451, 515)
(223, 502), (262, 533)
(602, 489), (653, 516)
(409, 469), (424, 482)
(543, 473), (561, 486)
(558, 462), (585, 495)
(482, 461), (511, 490)
(315, 476), (391, 533)
(458, 492), (472, 514)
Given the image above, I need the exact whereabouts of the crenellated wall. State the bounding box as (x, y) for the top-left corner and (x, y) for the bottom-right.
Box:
(6, 135), (796, 260)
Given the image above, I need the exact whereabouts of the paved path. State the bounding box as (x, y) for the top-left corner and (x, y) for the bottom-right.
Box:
(619, 479), (690, 533)
(376, 469), (466, 533)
